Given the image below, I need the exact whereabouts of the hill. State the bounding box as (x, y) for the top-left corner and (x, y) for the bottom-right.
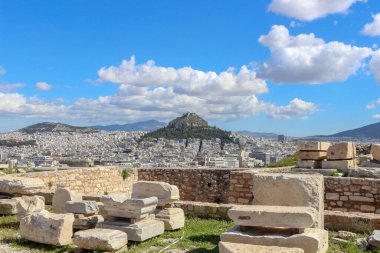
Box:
(141, 112), (234, 144)
(19, 122), (99, 134)
(329, 122), (380, 139)
(92, 120), (166, 132)
(238, 130), (279, 139)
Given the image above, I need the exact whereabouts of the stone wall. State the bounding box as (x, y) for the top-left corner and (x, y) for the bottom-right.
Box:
(17, 166), (138, 196)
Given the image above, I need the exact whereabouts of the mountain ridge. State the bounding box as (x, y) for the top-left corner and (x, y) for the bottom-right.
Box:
(19, 122), (99, 134)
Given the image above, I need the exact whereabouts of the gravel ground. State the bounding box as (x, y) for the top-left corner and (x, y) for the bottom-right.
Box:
(0, 243), (31, 253)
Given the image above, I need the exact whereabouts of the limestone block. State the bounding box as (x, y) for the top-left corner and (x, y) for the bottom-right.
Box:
(298, 142), (331, 151)
(96, 219), (164, 242)
(369, 230), (380, 249)
(101, 195), (157, 219)
(65, 201), (99, 214)
(298, 151), (327, 160)
(297, 160), (323, 169)
(252, 173), (324, 229)
(0, 177), (44, 195)
(0, 198), (19, 214)
(52, 188), (82, 213)
(73, 214), (104, 230)
(219, 242), (304, 253)
(322, 160), (356, 169)
(19, 210), (74, 246)
(155, 208), (185, 230)
(132, 181), (180, 206)
(327, 142), (356, 160)
(220, 226), (328, 253)
(371, 144), (380, 162)
(228, 205), (318, 229)
(73, 228), (128, 251)
(16, 195), (45, 216)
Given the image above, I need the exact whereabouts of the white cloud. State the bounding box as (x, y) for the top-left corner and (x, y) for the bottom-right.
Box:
(366, 98), (380, 110)
(372, 114), (380, 119)
(362, 14), (380, 36)
(258, 25), (372, 84)
(367, 104), (376, 109)
(370, 50), (380, 83)
(36, 82), (53, 91)
(0, 83), (25, 91)
(0, 66), (5, 76)
(268, 0), (363, 21)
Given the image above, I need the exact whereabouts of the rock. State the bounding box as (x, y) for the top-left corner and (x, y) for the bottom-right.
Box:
(337, 230), (356, 240)
(371, 144), (380, 162)
(73, 228), (128, 251)
(65, 201), (99, 214)
(368, 230), (380, 249)
(0, 198), (19, 214)
(155, 208), (185, 230)
(355, 238), (368, 250)
(331, 237), (347, 244)
(252, 173), (324, 229)
(228, 205), (318, 229)
(298, 141), (331, 151)
(219, 242), (304, 253)
(297, 151), (327, 160)
(297, 160), (323, 169)
(19, 210), (74, 246)
(327, 142), (356, 160)
(52, 188), (82, 213)
(97, 219), (164, 242)
(73, 214), (104, 230)
(101, 195), (157, 219)
(322, 159), (356, 169)
(16, 195), (45, 216)
(0, 177), (44, 195)
(220, 226), (328, 253)
(132, 181), (180, 206)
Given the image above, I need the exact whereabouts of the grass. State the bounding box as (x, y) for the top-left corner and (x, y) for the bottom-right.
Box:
(267, 154), (297, 167)
(1, 213), (380, 252)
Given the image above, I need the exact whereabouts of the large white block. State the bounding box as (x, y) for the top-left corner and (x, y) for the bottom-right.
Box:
(297, 142), (331, 151)
(371, 144), (380, 162)
(0, 177), (44, 195)
(132, 181), (180, 206)
(155, 208), (185, 230)
(219, 242), (304, 253)
(52, 188), (82, 213)
(327, 142), (356, 160)
(322, 160), (356, 169)
(73, 228), (128, 251)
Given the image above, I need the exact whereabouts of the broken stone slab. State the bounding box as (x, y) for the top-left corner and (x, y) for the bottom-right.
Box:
(252, 173), (324, 229)
(73, 214), (104, 230)
(96, 219), (164, 242)
(371, 144), (380, 162)
(52, 188), (82, 213)
(298, 151), (327, 160)
(220, 226), (328, 253)
(331, 237), (347, 245)
(322, 159), (356, 169)
(336, 230), (356, 240)
(228, 205), (318, 229)
(327, 142), (356, 160)
(155, 208), (185, 230)
(16, 195), (45, 216)
(73, 228), (128, 251)
(101, 195), (158, 219)
(65, 201), (99, 214)
(0, 198), (19, 214)
(0, 176), (44, 195)
(19, 210), (74, 246)
(298, 142), (331, 151)
(132, 181), (180, 206)
(368, 230), (380, 249)
(219, 242), (304, 253)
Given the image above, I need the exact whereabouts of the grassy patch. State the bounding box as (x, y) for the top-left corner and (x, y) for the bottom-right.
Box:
(268, 155), (297, 167)
(327, 230), (380, 253)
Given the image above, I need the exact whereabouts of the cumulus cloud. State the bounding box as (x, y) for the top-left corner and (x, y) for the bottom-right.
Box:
(362, 14), (380, 36)
(0, 83), (25, 91)
(36, 82), (53, 91)
(372, 114), (380, 119)
(0, 66), (5, 76)
(370, 50), (380, 83)
(268, 0), (362, 21)
(258, 25), (372, 84)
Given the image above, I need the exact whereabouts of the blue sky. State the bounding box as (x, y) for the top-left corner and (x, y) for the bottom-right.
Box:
(0, 0), (380, 136)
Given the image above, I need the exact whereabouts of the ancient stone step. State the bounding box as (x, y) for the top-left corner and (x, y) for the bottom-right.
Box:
(327, 142), (356, 160)
(0, 177), (44, 195)
(132, 181), (180, 207)
(65, 201), (99, 214)
(219, 241), (304, 253)
(298, 142), (331, 151)
(155, 207), (185, 230)
(73, 228), (128, 251)
(228, 205), (318, 229)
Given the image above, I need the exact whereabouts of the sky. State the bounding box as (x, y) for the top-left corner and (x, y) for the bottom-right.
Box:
(0, 0), (380, 136)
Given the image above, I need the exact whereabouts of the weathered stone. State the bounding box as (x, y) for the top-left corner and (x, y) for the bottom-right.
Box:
(252, 173), (324, 229)
(16, 195), (45, 216)
(96, 219), (164, 242)
(52, 188), (82, 213)
(132, 181), (180, 206)
(368, 230), (380, 249)
(65, 201), (99, 214)
(219, 241), (304, 253)
(297, 160), (323, 169)
(0, 198), (19, 214)
(337, 230), (356, 240)
(298, 142), (331, 151)
(355, 238), (368, 250)
(73, 228), (128, 251)
(19, 210), (74, 246)
(101, 195), (157, 219)
(73, 214), (104, 230)
(327, 142), (356, 160)
(228, 205), (318, 229)
(331, 237), (347, 244)
(371, 144), (380, 162)
(220, 226), (328, 253)
(155, 208), (185, 230)
(0, 177), (44, 195)
(322, 159), (356, 169)
(298, 151), (327, 160)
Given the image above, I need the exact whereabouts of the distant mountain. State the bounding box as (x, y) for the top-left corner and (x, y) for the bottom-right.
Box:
(238, 130), (280, 139)
(19, 122), (99, 134)
(92, 120), (166, 132)
(141, 112), (234, 144)
(328, 122), (380, 139)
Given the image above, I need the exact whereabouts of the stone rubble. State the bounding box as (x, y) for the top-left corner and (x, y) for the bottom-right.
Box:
(297, 141), (330, 169)
(52, 187), (82, 213)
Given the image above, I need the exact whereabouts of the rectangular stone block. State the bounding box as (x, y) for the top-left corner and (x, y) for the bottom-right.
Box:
(132, 181), (180, 206)
(228, 205), (318, 229)
(297, 160), (323, 169)
(73, 228), (128, 251)
(65, 201), (99, 214)
(155, 208), (185, 230)
(322, 159), (356, 169)
(0, 177), (44, 195)
(298, 141), (331, 151)
(371, 144), (380, 162)
(220, 226), (328, 253)
(219, 242), (304, 253)
(73, 214), (104, 230)
(327, 142), (356, 160)
(298, 151), (327, 160)
(0, 198), (19, 214)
